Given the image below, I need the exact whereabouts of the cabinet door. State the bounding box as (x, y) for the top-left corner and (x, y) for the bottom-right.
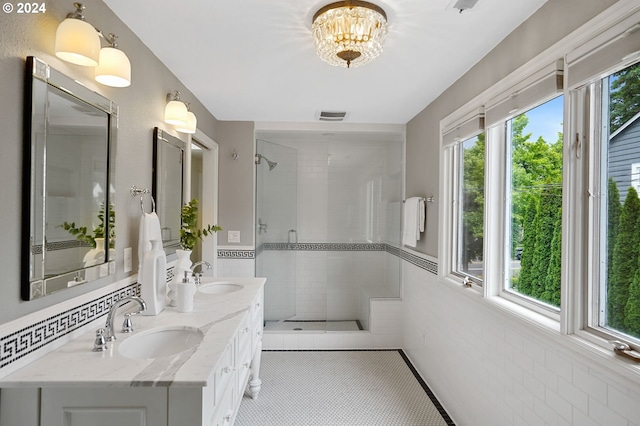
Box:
(40, 388), (167, 426)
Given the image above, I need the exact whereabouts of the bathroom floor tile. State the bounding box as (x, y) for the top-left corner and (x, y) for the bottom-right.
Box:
(236, 350), (454, 425)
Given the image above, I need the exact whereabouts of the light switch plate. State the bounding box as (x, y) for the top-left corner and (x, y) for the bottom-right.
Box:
(228, 231), (240, 243)
(124, 247), (132, 273)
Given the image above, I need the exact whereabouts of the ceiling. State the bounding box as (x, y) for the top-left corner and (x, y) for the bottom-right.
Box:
(103, 0), (549, 125)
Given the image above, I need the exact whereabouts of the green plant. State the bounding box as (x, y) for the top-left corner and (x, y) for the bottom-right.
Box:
(59, 203), (115, 248)
(180, 199), (221, 250)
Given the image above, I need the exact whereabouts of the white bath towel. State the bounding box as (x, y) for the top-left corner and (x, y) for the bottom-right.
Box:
(138, 212), (163, 282)
(403, 197), (425, 247)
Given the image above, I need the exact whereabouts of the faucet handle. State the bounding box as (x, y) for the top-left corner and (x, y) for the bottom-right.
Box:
(92, 328), (108, 352)
(121, 313), (135, 333)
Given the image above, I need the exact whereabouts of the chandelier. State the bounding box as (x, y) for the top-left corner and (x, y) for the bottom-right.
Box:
(312, 1), (388, 69)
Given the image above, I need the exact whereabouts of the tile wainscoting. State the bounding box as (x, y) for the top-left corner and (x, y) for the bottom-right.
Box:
(401, 259), (640, 426)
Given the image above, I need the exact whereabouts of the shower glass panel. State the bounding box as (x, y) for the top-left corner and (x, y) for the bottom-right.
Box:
(325, 138), (403, 331)
(255, 139), (297, 325)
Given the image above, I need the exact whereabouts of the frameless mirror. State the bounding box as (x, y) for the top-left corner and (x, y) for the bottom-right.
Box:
(152, 127), (184, 256)
(22, 56), (117, 300)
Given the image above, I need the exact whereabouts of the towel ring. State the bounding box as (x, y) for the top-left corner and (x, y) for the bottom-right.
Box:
(130, 185), (156, 215)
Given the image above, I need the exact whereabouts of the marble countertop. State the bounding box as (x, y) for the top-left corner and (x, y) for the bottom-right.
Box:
(0, 277), (265, 389)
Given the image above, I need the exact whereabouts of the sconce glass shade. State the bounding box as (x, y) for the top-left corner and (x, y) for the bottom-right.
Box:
(95, 47), (131, 87)
(176, 111), (197, 134)
(55, 18), (100, 66)
(164, 100), (188, 126)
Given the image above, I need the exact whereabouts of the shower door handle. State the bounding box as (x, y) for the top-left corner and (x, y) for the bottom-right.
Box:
(288, 229), (297, 244)
(258, 218), (268, 234)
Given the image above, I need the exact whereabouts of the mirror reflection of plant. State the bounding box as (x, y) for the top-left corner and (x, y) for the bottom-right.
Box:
(180, 199), (221, 251)
(58, 203), (115, 248)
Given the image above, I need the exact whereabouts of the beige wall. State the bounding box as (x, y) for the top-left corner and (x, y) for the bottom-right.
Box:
(405, 0), (618, 256)
(0, 0), (225, 324)
(215, 120), (256, 247)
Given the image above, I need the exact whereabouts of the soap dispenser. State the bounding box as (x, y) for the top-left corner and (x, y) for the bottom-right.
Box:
(140, 240), (167, 315)
(176, 271), (197, 313)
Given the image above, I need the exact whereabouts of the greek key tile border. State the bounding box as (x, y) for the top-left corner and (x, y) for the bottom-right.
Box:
(256, 242), (438, 276)
(217, 249), (256, 259)
(31, 240), (91, 255)
(400, 249), (438, 275)
(0, 283), (139, 371)
(262, 242), (387, 251)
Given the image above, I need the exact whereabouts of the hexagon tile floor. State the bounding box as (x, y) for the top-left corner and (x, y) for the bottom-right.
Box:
(236, 350), (455, 426)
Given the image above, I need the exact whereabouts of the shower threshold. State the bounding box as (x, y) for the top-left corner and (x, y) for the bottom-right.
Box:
(264, 319), (363, 332)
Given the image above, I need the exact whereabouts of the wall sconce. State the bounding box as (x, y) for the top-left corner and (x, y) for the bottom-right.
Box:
(95, 34), (131, 88)
(175, 103), (197, 134)
(54, 3), (100, 66)
(165, 92), (198, 134)
(55, 3), (132, 88)
(164, 91), (188, 126)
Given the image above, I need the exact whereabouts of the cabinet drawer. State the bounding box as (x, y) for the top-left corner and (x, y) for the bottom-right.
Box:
(210, 383), (235, 426)
(250, 291), (263, 323)
(237, 313), (252, 358)
(213, 342), (235, 407)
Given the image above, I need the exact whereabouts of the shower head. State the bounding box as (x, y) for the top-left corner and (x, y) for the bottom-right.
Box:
(255, 153), (278, 171)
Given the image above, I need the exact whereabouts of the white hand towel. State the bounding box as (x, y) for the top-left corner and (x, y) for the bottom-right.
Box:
(403, 197), (424, 247)
(138, 212), (164, 281)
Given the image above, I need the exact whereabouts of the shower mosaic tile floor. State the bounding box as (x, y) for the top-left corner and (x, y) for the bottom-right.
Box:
(264, 320), (362, 332)
(236, 350), (455, 426)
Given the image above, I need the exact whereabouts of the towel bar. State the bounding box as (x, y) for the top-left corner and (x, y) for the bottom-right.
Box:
(403, 196), (434, 203)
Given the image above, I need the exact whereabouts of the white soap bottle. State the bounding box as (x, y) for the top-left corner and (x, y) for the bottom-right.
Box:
(176, 271), (197, 313)
(140, 239), (167, 315)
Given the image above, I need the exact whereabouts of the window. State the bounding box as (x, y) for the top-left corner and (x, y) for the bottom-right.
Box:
(592, 61), (640, 342)
(457, 134), (485, 282)
(440, 4), (640, 357)
(505, 97), (564, 309)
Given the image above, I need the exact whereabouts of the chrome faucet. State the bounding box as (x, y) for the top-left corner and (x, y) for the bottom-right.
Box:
(191, 261), (212, 285)
(104, 296), (146, 341)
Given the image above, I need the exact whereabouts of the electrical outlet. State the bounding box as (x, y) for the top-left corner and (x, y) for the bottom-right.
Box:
(124, 247), (132, 273)
(228, 231), (241, 243)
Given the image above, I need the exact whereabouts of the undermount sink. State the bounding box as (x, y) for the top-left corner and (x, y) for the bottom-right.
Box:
(118, 326), (204, 359)
(198, 280), (244, 295)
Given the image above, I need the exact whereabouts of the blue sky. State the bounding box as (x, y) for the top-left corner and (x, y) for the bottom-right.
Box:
(520, 96), (564, 144)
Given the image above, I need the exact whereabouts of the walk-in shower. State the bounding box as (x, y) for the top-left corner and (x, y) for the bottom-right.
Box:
(255, 133), (403, 333)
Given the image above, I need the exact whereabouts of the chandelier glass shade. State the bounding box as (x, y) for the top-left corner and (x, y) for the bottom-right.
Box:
(312, 1), (388, 68)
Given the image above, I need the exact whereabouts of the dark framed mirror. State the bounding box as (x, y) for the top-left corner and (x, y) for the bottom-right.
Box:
(22, 56), (117, 300)
(152, 127), (185, 256)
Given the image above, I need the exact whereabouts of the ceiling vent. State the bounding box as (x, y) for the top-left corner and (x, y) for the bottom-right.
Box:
(317, 111), (348, 122)
(449, 0), (479, 13)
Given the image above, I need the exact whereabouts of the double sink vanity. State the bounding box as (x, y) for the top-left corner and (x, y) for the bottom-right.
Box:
(0, 276), (265, 426)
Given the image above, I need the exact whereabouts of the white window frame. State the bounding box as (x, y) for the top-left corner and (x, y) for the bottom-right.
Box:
(495, 93), (565, 321)
(440, 109), (485, 288)
(439, 0), (640, 357)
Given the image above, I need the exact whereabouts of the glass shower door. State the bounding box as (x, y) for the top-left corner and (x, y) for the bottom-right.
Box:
(255, 139), (297, 326)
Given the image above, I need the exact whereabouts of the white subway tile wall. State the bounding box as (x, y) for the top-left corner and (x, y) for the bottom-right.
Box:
(216, 258), (255, 277)
(401, 259), (640, 426)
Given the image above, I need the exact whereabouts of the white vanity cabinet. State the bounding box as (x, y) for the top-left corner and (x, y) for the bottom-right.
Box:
(0, 279), (265, 426)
